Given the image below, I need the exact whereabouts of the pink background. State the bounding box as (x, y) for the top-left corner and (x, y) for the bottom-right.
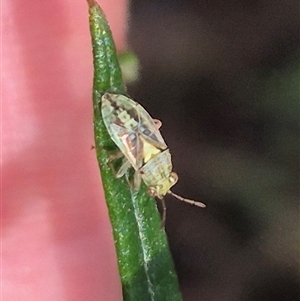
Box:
(2, 1), (127, 300)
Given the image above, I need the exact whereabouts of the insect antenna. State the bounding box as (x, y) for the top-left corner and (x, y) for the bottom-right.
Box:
(168, 191), (206, 208)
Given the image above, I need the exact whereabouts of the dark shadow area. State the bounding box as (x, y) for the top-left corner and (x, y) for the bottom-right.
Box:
(128, 0), (299, 300)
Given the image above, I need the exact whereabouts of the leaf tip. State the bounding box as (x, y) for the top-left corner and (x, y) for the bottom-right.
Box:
(87, 0), (97, 9)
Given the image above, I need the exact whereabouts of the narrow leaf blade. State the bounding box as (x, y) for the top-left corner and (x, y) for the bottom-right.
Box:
(88, 2), (183, 300)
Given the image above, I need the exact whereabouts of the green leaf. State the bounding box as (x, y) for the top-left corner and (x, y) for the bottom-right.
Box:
(88, 1), (183, 300)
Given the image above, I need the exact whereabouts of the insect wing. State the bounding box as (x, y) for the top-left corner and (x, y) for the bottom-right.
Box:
(101, 93), (167, 170)
(101, 94), (142, 169)
(134, 102), (167, 151)
(110, 122), (142, 170)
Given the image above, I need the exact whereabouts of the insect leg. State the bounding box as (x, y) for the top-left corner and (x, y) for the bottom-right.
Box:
(133, 171), (142, 191)
(116, 159), (132, 178)
(107, 152), (131, 179)
(160, 198), (167, 228)
(108, 151), (124, 161)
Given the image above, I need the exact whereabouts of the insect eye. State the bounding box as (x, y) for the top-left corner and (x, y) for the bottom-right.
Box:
(169, 172), (178, 184)
(148, 187), (157, 197)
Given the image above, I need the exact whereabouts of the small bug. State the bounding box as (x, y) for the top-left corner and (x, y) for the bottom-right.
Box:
(101, 93), (206, 218)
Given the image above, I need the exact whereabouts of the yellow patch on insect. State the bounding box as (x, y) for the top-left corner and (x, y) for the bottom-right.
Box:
(101, 93), (206, 215)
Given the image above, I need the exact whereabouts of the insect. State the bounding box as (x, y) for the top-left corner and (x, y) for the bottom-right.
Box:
(101, 93), (206, 219)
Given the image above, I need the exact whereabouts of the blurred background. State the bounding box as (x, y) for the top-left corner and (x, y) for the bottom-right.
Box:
(125, 1), (299, 300)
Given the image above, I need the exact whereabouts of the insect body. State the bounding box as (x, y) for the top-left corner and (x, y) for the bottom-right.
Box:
(101, 93), (206, 209)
